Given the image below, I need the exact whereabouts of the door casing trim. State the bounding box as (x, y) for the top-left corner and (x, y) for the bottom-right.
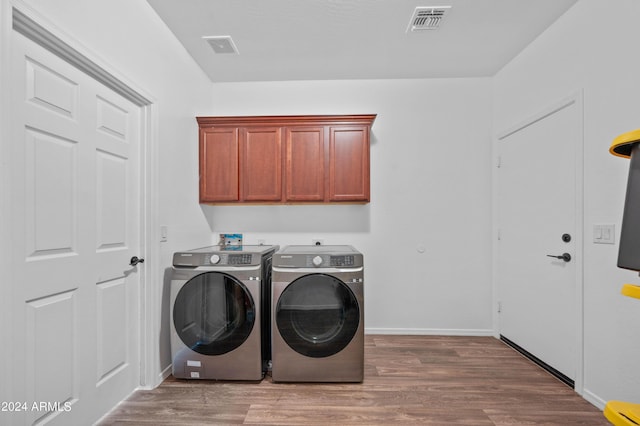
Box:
(492, 91), (584, 394)
(5, 0), (161, 391)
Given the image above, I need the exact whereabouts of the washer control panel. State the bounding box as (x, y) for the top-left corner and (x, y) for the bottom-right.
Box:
(275, 254), (361, 268)
(174, 252), (256, 267)
(306, 254), (356, 267)
(272, 245), (363, 268)
(227, 253), (253, 265)
(329, 255), (355, 267)
(172, 245), (278, 268)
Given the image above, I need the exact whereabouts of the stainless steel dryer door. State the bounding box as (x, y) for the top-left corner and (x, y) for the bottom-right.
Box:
(275, 273), (360, 358)
(173, 272), (255, 355)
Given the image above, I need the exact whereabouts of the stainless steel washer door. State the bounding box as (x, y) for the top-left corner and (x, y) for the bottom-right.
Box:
(173, 271), (255, 355)
(275, 273), (359, 358)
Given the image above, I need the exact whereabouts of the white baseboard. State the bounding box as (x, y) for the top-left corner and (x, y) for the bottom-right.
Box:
(159, 364), (172, 381)
(581, 388), (606, 410)
(365, 327), (494, 336)
(138, 364), (172, 390)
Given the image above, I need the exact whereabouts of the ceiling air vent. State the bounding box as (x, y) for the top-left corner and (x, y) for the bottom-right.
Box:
(203, 36), (239, 54)
(407, 6), (451, 32)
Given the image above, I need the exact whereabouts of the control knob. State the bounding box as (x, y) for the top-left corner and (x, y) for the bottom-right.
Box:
(210, 254), (221, 264)
(312, 255), (323, 267)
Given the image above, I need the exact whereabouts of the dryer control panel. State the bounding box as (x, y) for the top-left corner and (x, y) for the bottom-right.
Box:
(330, 255), (356, 267)
(173, 252), (256, 266)
(306, 255), (357, 268)
(273, 246), (363, 268)
(172, 245), (278, 267)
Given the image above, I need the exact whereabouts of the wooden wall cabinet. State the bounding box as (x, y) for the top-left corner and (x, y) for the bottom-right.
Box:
(199, 127), (239, 202)
(197, 114), (376, 204)
(285, 126), (325, 201)
(242, 127), (282, 202)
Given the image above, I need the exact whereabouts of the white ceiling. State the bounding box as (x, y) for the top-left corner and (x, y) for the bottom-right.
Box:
(146, 0), (578, 83)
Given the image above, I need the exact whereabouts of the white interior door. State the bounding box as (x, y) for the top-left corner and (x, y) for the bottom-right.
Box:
(496, 96), (582, 385)
(8, 27), (142, 425)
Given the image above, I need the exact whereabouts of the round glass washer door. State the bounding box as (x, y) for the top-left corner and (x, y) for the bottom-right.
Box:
(276, 273), (360, 358)
(173, 272), (255, 355)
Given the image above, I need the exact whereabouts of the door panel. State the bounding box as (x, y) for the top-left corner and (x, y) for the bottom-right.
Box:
(9, 29), (141, 425)
(275, 274), (360, 358)
(25, 290), (76, 418)
(285, 127), (325, 201)
(173, 272), (255, 355)
(24, 127), (78, 258)
(241, 127), (282, 201)
(496, 98), (581, 382)
(96, 278), (128, 383)
(200, 128), (239, 202)
(329, 126), (370, 201)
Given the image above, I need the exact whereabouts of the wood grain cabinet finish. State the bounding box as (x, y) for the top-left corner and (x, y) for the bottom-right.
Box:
(285, 127), (325, 201)
(241, 127), (282, 201)
(329, 126), (370, 201)
(197, 114), (376, 204)
(199, 127), (239, 202)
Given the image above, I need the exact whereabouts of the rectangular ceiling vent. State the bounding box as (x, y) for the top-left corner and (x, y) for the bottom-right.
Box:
(407, 6), (451, 32)
(203, 36), (239, 54)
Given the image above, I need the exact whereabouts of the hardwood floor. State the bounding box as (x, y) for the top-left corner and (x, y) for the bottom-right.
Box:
(97, 335), (609, 425)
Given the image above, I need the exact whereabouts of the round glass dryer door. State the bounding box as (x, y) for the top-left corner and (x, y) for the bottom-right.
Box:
(173, 272), (255, 355)
(276, 273), (360, 358)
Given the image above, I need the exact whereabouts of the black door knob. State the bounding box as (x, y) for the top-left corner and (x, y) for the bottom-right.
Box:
(130, 256), (145, 266)
(562, 233), (572, 243)
(546, 253), (571, 262)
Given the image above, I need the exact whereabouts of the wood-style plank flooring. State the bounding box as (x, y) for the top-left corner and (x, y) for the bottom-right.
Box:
(97, 335), (608, 425)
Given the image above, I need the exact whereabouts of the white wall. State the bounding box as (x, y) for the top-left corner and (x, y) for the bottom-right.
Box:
(493, 0), (640, 407)
(205, 78), (494, 335)
(11, 0), (214, 386)
(12, 0), (630, 416)
(8, 0), (637, 420)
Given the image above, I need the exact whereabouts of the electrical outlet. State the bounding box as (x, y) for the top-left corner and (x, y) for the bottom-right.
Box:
(312, 239), (323, 246)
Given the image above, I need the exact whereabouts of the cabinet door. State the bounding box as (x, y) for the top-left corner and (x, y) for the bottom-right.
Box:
(329, 126), (370, 202)
(241, 127), (282, 201)
(200, 128), (239, 202)
(285, 127), (325, 201)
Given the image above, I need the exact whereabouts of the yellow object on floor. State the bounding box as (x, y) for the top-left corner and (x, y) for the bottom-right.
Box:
(604, 284), (640, 424)
(621, 284), (640, 300)
(605, 400), (640, 425)
(610, 129), (640, 158)
(604, 132), (640, 425)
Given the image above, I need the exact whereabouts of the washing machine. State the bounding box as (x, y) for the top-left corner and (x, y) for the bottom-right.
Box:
(271, 245), (364, 382)
(170, 244), (278, 380)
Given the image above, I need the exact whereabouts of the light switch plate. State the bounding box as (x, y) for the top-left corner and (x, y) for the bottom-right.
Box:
(593, 224), (615, 244)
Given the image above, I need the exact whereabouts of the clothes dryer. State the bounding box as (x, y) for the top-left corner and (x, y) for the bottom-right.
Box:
(170, 245), (278, 380)
(271, 245), (364, 382)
